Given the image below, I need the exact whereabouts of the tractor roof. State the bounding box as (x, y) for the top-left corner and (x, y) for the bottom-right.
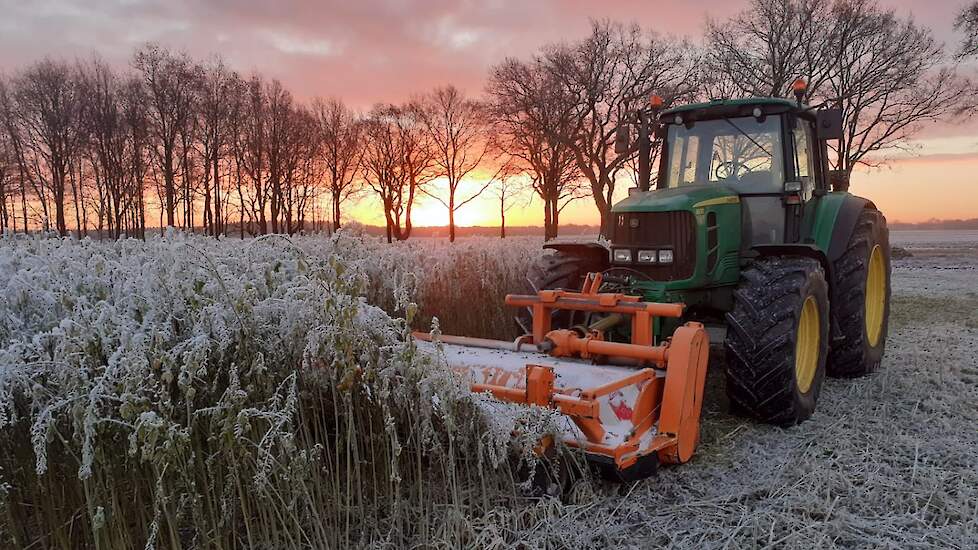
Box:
(661, 97), (808, 120)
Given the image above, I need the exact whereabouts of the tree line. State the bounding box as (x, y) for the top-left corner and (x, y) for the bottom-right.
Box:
(0, 0), (974, 242)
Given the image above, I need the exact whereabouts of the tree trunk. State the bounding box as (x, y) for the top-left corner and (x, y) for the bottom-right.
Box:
(0, 181), (8, 232)
(69, 169), (81, 238)
(183, 155), (193, 232)
(332, 192), (341, 231)
(257, 189), (267, 235)
(598, 209), (612, 239)
(499, 198), (506, 239)
(54, 184), (67, 236)
(448, 194), (456, 243)
(203, 176), (212, 236)
(551, 198), (559, 240)
(543, 197), (553, 241)
(215, 156), (222, 237)
(270, 174), (280, 234)
(403, 179), (415, 241)
(164, 148), (175, 227)
(591, 173), (613, 238)
(20, 169), (28, 233)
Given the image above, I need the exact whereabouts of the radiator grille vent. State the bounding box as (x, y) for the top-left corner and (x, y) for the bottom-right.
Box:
(612, 211), (697, 280)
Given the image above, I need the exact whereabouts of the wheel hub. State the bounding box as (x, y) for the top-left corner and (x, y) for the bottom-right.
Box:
(795, 295), (820, 394)
(865, 244), (886, 347)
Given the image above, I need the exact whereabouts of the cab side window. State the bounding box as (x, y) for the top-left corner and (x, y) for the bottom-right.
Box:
(668, 134), (700, 186)
(793, 122), (815, 200)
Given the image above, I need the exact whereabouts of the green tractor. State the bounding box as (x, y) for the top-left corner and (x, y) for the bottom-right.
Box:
(523, 85), (891, 426)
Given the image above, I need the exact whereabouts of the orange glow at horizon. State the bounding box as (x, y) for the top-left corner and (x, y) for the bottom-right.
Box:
(344, 152), (978, 229)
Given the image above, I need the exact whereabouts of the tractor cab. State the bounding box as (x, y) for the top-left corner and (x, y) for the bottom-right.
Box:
(653, 97), (840, 249)
(606, 89), (844, 297)
(660, 99), (798, 195)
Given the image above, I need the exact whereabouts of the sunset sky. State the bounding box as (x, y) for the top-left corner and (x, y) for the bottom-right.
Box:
(1, 0), (975, 226)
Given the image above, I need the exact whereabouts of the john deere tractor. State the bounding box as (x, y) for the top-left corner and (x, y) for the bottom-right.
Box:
(522, 84), (891, 426)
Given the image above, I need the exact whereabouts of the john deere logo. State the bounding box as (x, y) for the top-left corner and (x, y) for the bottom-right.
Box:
(629, 218), (640, 229)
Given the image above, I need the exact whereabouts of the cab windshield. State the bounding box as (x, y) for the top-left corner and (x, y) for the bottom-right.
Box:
(662, 115), (784, 192)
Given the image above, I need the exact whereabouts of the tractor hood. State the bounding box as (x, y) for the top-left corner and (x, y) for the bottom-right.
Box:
(613, 184), (739, 213)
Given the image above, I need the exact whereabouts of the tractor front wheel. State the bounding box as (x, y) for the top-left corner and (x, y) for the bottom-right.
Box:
(724, 257), (830, 426)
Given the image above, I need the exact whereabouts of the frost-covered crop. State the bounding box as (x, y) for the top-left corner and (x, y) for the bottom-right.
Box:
(0, 231), (557, 549)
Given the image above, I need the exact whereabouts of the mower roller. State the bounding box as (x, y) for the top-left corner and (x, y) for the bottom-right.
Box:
(415, 273), (710, 479)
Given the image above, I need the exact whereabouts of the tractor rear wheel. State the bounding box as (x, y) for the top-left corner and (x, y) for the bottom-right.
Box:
(516, 250), (606, 334)
(724, 257), (830, 426)
(828, 210), (891, 377)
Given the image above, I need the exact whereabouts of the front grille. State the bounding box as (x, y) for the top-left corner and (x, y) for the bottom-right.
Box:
(613, 211), (697, 280)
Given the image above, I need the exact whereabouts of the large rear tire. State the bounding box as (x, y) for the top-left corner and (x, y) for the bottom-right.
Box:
(724, 257), (830, 426)
(516, 250), (605, 334)
(827, 210), (891, 377)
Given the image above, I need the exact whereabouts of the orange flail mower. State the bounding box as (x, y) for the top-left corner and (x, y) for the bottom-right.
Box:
(414, 273), (710, 480)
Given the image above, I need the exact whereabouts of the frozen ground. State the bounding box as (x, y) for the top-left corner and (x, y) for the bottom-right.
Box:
(507, 231), (978, 548)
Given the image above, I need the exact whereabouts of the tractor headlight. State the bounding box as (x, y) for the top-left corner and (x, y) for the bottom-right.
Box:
(637, 250), (656, 263)
(613, 249), (632, 263)
(658, 249), (674, 264)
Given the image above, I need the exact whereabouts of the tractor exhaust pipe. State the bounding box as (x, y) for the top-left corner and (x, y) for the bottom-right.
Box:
(638, 109), (652, 192)
(637, 95), (664, 192)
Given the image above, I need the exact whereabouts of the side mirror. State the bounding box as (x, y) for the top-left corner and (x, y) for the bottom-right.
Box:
(816, 108), (843, 140)
(828, 169), (850, 192)
(614, 125), (631, 154)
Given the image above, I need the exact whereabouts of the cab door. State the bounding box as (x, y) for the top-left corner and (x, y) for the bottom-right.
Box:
(788, 115), (819, 243)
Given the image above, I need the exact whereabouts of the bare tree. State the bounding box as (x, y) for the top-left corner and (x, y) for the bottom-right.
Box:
(706, 0), (836, 101)
(709, 0), (971, 176)
(0, 107), (13, 231)
(312, 97), (361, 231)
(828, 0), (971, 174)
(291, 121), (324, 233)
(487, 57), (585, 240)
(121, 77), (150, 238)
(361, 103), (436, 242)
(0, 79), (30, 232)
(957, 2), (978, 59)
(703, 0), (834, 100)
(487, 160), (527, 239)
(195, 58), (237, 236)
(417, 85), (492, 242)
(232, 75), (271, 235)
(264, 79), (294, 234)
(134, 44), (201, 228)
(278, 105), (321, 234)
(11, 59), (87, 236)
(79, 57), (151, 239)
(545, 20), (700, 235)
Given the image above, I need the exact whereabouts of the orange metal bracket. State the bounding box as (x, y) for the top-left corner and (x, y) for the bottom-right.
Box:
(505, 288), (684, 348)
(471, 364), (602, 423)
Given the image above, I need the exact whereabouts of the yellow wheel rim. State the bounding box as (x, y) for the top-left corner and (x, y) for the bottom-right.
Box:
(865, 244), (886, 347)
(795, 296), (820, 394)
